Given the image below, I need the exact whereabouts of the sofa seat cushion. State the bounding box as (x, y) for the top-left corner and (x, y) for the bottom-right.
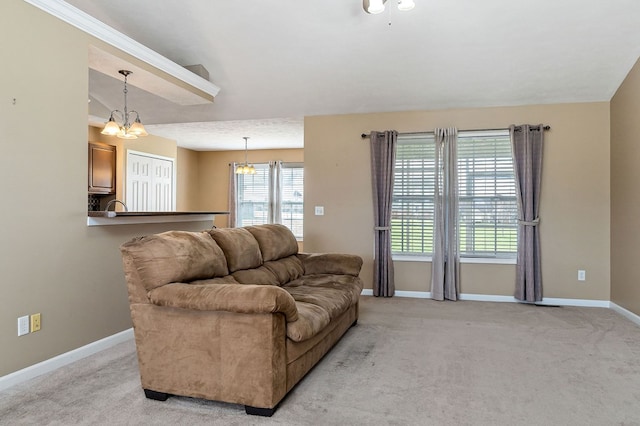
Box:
(285, 285), (354, 321)
(286, 302), (331, 342)
(282, 277), (361, 342)
(284, 274), (363, 307)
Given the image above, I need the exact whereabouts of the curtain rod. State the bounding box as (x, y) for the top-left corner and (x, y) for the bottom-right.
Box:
(360, 125), (551, 139)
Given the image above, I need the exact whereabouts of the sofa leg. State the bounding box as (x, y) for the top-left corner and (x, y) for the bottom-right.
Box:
(245, 405), (276, 417)
(351, 319), (358, 327)
(144, 389), (170, 401)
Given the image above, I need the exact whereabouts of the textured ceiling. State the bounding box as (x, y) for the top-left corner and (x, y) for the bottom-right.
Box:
(146, 118), (304, 152)
(66, 0), (640, 151)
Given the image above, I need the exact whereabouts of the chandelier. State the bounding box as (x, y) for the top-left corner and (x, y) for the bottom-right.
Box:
(363, 0), (415, 14)
(101, 70), (148, 140)
(235, 137), (256, 175)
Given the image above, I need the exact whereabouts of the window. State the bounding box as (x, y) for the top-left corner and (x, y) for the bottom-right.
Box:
(237, 163), (270, 227)
(458, 131), (517, 258)
(280, 163), (304, 239)
(391, 131), (517, 259)
(236, 162), (304, 239)
(391, 134), (436, 255)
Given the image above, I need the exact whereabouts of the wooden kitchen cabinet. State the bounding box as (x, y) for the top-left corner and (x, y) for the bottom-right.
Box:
(88, 142), (116, 194)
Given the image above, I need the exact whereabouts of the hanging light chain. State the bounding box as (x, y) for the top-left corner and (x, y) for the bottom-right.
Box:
(122, 70), (130, 128)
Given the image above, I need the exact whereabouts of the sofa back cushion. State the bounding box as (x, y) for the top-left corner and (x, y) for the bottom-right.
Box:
(120, 231), (229, 292)
(246, 224), (298, 262)
(263, 256), (304, 285)
(208, 227), (263, 272)
(232, 266), (280, 285)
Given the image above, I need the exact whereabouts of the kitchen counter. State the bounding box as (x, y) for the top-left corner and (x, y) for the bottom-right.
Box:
(87, 211), (229, 226)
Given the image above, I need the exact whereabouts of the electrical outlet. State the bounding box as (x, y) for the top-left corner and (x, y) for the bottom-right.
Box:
(30, 313), (41, 332)
(578, 270), (586, 281)
(18, 316), (30, 336)
(314, 206), (324, 216)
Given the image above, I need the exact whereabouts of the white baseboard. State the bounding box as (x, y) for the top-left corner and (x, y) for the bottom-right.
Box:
(610, 302), (640, 327)
(395, 291), (431, 299)
(461, 293), (611, 308)
(0, 328), (134, 392)
(361, 289), (431, 298)
(361, 289), (610, 308)
(531, 297), (610, 308)
(2, 298), (637, 393)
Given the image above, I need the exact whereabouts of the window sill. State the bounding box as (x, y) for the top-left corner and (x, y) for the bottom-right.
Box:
(392, 255), (516, 265)
(460, 257), (516, 265)
(393, 255), (433, 262)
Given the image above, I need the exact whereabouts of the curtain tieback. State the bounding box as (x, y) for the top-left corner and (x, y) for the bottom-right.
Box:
(518, 218), (540, 226)
(374, 226), (391, 231)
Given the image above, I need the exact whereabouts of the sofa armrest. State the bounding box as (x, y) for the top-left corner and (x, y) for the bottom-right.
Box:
(148, 283), (298, 322)
(297, 253), (363, 277)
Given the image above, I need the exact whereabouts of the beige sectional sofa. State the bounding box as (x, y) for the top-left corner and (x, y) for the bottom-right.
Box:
(120, 224), (363, 416)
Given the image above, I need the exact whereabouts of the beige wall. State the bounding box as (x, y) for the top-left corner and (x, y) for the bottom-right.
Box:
(0, 0), (210, 377)
(304, 103), (611, 299)
(611, 57), (640, 316)
(197, 149), (304, 228)
(177, 147), (200, 211)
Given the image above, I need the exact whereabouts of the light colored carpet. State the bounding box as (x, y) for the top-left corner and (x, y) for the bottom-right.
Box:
(1, 297), (640, 425)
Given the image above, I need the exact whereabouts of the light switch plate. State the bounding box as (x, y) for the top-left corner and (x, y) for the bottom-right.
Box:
(18, 316), (29, 336)
(314, 206), (324, 216)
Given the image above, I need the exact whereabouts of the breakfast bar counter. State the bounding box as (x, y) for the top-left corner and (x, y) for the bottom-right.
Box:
(87, 211), (228, 226)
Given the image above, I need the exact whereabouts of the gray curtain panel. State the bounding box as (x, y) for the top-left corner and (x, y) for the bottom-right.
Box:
(228, 163), (238, 228)
(431, 127), (460, 301)
(268, 160), (282, 224)
(510, 124), (544, 302)
(370, 130), (398, 297)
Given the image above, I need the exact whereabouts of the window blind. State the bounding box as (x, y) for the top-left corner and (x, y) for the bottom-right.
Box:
(457, 131), (517, 257)
(237, 163), (270, 227)
(391, 135), (436, 255)
(281, 163), (304, 239)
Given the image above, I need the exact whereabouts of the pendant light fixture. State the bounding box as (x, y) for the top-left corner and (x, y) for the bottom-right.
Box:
(235, 137), (256, 175)
(363, 0), (415, 14)
(397, 0), (416, 11)
(101, 70), (148, 140)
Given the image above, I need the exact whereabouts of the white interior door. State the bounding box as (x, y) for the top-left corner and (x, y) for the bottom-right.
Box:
(153, 158), (174, 211)
(126, 151), (175, 212)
